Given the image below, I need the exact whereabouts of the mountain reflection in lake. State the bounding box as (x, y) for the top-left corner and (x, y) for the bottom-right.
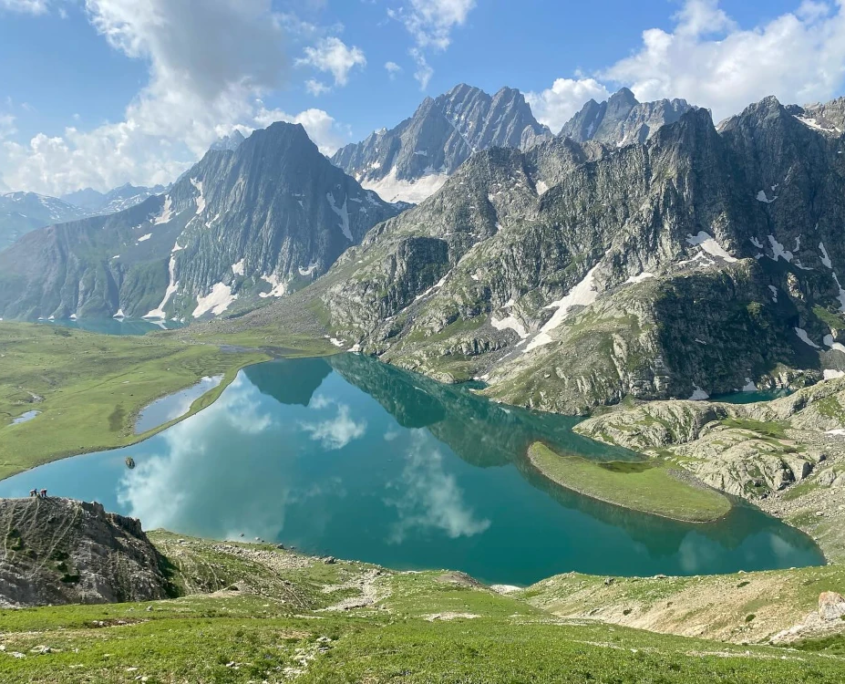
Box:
(0, 354), (824, 585)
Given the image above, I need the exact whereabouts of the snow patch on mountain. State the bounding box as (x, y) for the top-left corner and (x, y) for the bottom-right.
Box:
(686, 231), (737, 262)
(193, 282), (237, 317)
(526, 263), (600, 352)
(153, 196), (174, 225)
(362, 169), (449, 204)
(144, 255), (179, 319)
(326, 193), (352, 241)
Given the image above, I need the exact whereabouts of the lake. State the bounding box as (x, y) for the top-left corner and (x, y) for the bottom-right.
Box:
(0, 355), (824, 585)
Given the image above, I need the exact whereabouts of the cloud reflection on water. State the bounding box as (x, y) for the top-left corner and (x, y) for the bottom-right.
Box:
(386, 431), (491, 544)
(118, 374), (278, 535)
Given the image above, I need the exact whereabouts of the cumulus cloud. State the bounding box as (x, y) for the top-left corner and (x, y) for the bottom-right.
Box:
(525, 78), (611, 133)
(296, 36), (366, 87)
(601, 0), (845, 122)
(391, 0), (476, 89)
(0, 0), (352, 194)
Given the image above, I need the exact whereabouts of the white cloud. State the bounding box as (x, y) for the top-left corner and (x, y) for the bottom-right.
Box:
(0, 0), (49, 13)
(296, 36), (366, 87)
(398, 0), (476, 50)
(300, 403), (367, 450)
(410, 48), (434, 90)
(391, 0), (476, 90)
(601, 0), (845, 122)
(0, 0), (351, 194)
(305, 79), (331, 96)
(253, 105), (348, 155)
(385, 61), (403, 79)
(0, 114), (15, 140)
(525, 78), (611, 133)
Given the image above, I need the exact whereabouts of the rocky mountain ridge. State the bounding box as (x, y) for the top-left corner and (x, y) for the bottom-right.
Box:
(331, 84), (553, 203)
(312, 94), (845, 414)
(0, 122), (401, 321)
(559, 87), (695, 146)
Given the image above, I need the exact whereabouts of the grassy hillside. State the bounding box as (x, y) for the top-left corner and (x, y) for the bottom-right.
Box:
(0, 531), (843, 683)
(527, 442), (732, 523)
(0, 323), (270, 480)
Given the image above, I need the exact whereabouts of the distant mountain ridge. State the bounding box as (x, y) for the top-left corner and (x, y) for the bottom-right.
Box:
(332, 84), (553, 203)
(0, 192), (91, 252)
(559, 87), (695, 146)
(62, 183), (169, 216)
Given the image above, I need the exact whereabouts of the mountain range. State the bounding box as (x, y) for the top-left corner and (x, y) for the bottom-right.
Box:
(0, 122), (399, 320)
(331, 84), (553, 203)
(2, 85), (845, 418)
(0, 192), (91, 251)
(266, 93), (845, 414)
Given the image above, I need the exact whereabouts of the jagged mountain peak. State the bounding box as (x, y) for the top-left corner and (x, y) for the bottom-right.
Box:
(0, 119), (401, 321)
(208, 129), (246, 152)
(560, 88), (696, 146)
(331, 84), (552, 204)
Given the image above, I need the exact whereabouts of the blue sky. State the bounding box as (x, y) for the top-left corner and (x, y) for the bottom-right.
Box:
(1, 0), (843, 195)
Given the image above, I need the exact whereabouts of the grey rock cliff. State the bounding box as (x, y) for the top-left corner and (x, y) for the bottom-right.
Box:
(559, 88), (695, 146)
(0, 497), (171, 607)
(331, 84), (552, 202)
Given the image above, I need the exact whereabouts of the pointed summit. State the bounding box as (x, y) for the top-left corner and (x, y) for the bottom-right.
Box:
(331, 84), (552, 204)
(560, 89), (695, 146)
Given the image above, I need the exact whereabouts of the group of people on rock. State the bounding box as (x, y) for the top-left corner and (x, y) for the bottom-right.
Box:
(29, 488), (48, 498)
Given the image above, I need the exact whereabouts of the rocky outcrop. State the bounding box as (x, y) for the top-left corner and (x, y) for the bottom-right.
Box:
(0, 122), (401, 321)
(0, 497), (172, 607)
(331, 84), (552, 203)
(559, 88), (695, 145)
(573, 379), (845, 500)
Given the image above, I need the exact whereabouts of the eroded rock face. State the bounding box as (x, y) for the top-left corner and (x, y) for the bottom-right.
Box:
(573, 379), (845, 501)
(0, 497), (171, 607)
(819, 591), (845, 621)
(331, 84), (553, 203)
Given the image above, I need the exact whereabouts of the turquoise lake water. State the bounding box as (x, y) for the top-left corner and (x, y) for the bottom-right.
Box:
(0, 355), (824, 585)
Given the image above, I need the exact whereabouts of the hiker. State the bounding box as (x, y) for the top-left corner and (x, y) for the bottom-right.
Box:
(39, 489), (47, 498)
(29, 489), (37, 497)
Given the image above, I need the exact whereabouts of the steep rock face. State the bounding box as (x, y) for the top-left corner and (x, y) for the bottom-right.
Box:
(559, 88), (695, 146)
(318, 96), (845, 414)
(0, 192), (90, 251)
(0, 123), (400, 320)
(331, 84), (552, 203)
(0, 497), (171, 607)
